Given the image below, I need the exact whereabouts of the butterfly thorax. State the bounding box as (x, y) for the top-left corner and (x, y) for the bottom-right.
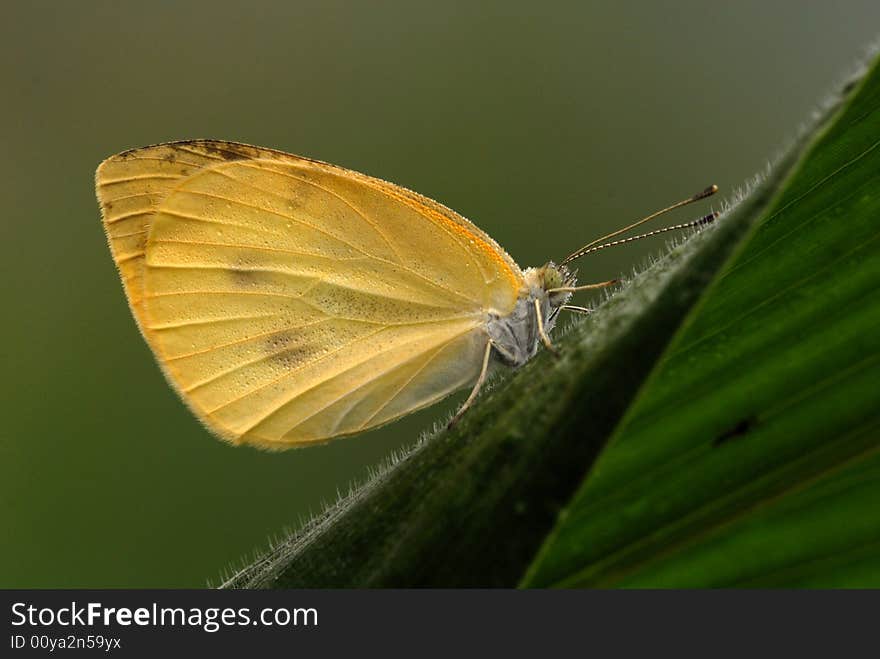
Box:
(486, 262), (574, 367)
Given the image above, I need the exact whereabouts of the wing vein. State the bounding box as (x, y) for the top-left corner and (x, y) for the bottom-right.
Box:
(244, 325), (474, 437)
(110, 229), (148, 239)
(230, 162), (407, 264)
(144, 289), (313, 301)
(114, 155), (204, 167)
(198, 325), (386, 402)
(298, 343), (451, 438)
(147, 313), (281, 330)
(150, 237), (365, 261)
(164, 318), (332, 362)
(158, 192), (478, 304)
(104, 210), (154, 224)
(358, 342), (450, 430)
(156, 205), (297, 244)
(99, 174), (182, 186)
(188, 170), (403, 265)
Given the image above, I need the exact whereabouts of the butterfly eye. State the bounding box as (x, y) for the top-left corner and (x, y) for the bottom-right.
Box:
(542, 265), (564, 290)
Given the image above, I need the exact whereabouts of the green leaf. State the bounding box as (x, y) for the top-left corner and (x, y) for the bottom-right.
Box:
(221, 52), (879, 590)
(521, 56), (880, 588)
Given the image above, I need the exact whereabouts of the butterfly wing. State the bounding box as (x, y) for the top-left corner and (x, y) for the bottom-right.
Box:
(97, 140), (523, 447)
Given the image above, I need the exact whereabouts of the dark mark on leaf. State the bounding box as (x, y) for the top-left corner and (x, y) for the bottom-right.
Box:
(841, 79), (858, 95)
(713, 416), (757, 447)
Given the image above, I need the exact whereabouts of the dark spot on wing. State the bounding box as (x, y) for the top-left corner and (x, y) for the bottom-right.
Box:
(290, 166), (313, 182)
(263, 330), (294, 352)
(197, 141), (254, 162)
(228, 265), (261, 288)
(284, 185), (314, 214)
(713, 416), (758, 447)
(227, 253), (268, 288)
(163, 151), (177, 163)
(269, 343), (317, 370)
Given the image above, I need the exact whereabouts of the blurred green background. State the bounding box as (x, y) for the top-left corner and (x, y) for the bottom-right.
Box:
(2, 1), (879, 587)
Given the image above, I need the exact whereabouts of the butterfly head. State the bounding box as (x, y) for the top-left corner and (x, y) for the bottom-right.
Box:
(536, 262), (577, 308)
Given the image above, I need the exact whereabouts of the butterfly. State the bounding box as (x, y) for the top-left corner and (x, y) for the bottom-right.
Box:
(96, 140), (716, 449)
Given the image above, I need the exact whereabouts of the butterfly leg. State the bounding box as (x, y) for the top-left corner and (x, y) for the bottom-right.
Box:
(560, 304), (592, 315)
(534, 299), (559, 357)
(447, 340), (493, 429)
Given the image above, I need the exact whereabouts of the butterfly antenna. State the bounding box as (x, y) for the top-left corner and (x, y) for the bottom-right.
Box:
(560, 185), (718, 265)
(569, 211), (720, 259)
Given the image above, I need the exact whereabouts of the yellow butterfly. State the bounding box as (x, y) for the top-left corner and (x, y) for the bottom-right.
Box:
(96, 140), (716, 449)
